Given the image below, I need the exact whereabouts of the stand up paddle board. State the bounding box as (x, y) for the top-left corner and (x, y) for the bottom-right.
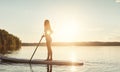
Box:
(0, 55), (83, 66)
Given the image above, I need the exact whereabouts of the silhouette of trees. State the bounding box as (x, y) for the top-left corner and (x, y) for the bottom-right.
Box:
(0, 29), (21, 54)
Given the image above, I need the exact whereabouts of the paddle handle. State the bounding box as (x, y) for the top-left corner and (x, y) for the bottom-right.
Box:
(29, 36), (43, 63)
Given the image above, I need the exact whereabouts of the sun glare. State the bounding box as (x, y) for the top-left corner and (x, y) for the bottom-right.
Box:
(69, 52), (77, 62)
(70, 66), (77, 72)
(53, 20), (79, 42)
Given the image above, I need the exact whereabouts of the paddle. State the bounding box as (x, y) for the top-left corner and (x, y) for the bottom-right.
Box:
(29, 35), (44, 63)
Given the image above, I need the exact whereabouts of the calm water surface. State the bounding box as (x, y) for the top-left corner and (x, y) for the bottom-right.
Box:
(0, 46), (120, 72)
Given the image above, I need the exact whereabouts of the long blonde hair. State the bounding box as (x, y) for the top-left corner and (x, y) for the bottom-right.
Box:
(44, 20), (52, 34)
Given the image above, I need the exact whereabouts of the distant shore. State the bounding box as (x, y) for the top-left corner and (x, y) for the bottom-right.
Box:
(22, 42), (120, 46)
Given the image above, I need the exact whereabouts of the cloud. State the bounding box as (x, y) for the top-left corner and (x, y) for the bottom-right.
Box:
(115, 0), (120, 3)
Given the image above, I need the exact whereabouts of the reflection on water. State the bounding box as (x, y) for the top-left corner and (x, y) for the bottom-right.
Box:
(69, 52), (77, 62)
(47, 64), (52, 72)
(29, 64), (79, 72)
(70, 66), (77, 72)
(29, 64), (52, 72)
(29, 64), (34, 72)
(1, 46), (120, 72)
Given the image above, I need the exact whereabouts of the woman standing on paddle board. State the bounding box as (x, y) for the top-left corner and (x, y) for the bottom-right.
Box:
(42, 20), (53, 61)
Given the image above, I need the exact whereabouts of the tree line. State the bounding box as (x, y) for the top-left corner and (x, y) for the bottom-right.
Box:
(0, 29), (21, 54)
(22, 42), (120, 46)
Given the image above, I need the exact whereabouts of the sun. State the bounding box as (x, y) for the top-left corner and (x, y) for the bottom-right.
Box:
(52, 21), (79, 42)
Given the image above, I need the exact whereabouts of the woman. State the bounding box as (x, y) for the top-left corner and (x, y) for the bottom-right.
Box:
(42, 20), (53, 61)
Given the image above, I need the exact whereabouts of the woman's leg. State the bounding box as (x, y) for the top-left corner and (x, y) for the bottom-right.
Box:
(49, 47), (52, 60)
(48, 47), (52, 60)
(47, 42), (52, 61)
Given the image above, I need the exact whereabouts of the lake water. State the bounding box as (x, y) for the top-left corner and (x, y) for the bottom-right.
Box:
(0, 46), (120, 72)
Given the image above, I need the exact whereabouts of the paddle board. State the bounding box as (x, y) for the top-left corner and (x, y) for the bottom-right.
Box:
(0, 55), (83, 66)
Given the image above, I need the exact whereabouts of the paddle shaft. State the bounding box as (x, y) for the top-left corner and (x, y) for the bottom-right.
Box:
(29, 36), (43, 63)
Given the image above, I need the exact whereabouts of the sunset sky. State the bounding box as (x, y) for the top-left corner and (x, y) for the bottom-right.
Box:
(0, 0), (120, 42)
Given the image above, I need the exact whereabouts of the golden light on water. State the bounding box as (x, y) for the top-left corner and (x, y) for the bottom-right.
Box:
(69, 52), (78, 72)
(69, 52), (77, 62)
(70, 66), (77, 72)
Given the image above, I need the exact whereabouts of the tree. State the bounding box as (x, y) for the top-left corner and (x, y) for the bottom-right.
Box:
(0, 29), (21, 54)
